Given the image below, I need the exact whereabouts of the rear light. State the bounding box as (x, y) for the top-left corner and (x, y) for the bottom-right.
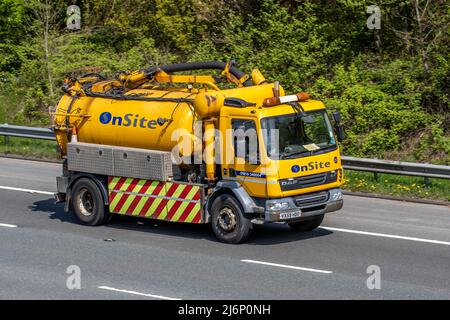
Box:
(263, 92), (310, 107)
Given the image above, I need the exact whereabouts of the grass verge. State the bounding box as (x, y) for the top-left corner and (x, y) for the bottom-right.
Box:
(0, 136), (59, 160)
(343, 170), (450, 202)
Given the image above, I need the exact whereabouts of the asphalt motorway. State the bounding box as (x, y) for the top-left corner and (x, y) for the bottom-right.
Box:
(0, 157), (449, 300)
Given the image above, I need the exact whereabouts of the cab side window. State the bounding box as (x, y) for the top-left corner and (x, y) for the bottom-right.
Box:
(232, 119), (259, 164)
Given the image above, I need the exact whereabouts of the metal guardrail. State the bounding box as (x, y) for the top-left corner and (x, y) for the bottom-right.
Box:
(0, 124), (55, 140)
(0, 124), (449, 179)
(341, 156), (450, 180)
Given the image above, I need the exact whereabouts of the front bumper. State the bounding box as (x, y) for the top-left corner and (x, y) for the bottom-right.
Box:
(264, 188), (343, 222)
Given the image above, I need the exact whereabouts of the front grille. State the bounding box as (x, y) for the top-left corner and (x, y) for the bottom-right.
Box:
(279, 171), (337, 191)
(294, 191), (329, 208)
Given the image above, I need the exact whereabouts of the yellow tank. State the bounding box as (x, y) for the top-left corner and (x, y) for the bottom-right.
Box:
(52, 61), (277, 157)
(53, 82), (278, 156)
(53, 89), (200, 155)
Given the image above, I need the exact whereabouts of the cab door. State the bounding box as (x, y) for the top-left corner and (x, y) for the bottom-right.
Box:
(220, 116), (267, 198)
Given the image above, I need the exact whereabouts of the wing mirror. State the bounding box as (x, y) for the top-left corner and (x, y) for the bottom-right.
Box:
(332, 111), (344, 142)
(332, 111), (341, 123)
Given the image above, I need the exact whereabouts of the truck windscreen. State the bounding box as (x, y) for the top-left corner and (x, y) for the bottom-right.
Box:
(261, 110), (336, 159)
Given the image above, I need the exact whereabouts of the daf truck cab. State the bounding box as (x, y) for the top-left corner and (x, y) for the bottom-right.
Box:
(211, 95), (344, 242)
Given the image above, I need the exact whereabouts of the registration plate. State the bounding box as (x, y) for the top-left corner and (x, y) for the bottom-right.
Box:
(280, 211), (302, 220)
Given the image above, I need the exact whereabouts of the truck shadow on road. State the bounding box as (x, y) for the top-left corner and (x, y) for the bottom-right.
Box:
(30, 199), (79, 224)
(30, 199), (333, 245)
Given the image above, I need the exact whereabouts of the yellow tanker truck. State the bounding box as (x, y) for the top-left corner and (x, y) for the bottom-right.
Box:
(52, 61), (344, 243)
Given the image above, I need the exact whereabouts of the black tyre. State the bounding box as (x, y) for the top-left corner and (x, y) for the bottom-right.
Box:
(71, 178), (108, 226)
(288, 214), (324, 232)
(210, 194), (252, 244)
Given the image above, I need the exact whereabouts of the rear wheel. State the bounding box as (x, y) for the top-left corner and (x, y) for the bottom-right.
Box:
(211, 194), (252, 244)
(72, 178), (108, 226)
(288, 214), (324, 232)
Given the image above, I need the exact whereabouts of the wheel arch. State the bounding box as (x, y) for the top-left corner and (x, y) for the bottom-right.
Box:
(65, 173), (109, 212)
(206, 180), (263, 220)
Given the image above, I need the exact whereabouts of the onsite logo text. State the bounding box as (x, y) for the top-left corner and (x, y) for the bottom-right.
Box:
(291, 161), (331, 173)
(99, 112), (161, 129)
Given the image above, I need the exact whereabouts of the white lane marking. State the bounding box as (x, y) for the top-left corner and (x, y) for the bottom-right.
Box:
(0, 186), (53, 195)
(241, 259), (333, 274)
(98, 286), (181, 300)
(0, 223), (18, 228)
(322, 226), (450, 246)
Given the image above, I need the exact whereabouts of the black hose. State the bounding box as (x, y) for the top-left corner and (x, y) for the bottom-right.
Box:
(143, 61), (253, 86)
(65, 93), (80, 128)
(84, 89), (194, 104)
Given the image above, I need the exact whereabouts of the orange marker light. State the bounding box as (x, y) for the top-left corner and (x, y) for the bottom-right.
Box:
(262, 92), (310, 107)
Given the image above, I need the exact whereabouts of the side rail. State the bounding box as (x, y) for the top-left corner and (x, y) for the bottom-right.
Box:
(0, 124), (55, 141)
(341, 156), (450, 180)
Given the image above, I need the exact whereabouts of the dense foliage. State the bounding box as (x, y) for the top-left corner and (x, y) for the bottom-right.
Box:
(0, 0), (448, 163)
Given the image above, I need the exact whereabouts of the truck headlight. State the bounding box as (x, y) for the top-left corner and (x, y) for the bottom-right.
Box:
(331, 190), (343, 201)
(267, 201), (290, 211)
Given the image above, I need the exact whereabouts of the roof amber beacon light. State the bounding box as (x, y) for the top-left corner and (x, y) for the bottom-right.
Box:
(262, 92), (310, 107)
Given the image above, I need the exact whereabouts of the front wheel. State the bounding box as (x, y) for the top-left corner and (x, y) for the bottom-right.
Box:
(288, 214), (324, 232)
(71, 178), (109, 226)
(210, 194), (252, 244)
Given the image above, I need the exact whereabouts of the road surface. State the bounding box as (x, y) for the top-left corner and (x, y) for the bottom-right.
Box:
(0, 157), (449, 299)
